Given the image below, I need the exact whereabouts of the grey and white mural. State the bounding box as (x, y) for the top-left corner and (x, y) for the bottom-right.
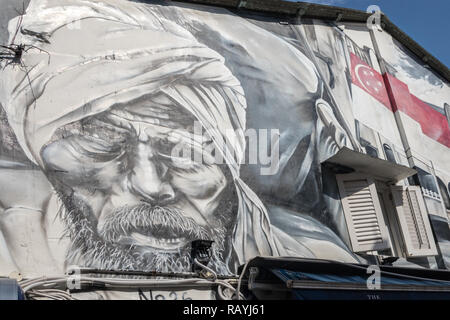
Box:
(0, 0), (448, 281)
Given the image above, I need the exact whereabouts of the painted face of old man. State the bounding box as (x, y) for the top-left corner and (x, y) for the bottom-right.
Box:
(41, 93), (238, 274)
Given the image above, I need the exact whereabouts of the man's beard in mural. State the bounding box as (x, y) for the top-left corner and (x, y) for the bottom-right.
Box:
(56, 184), (237, 276)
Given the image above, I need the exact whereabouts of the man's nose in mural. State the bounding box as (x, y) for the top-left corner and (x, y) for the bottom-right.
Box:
(129, 143), (176, 206)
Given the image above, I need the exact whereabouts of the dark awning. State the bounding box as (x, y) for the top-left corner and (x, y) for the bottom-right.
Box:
(240, 256), (450, 300)
(322, 147), (417, 183)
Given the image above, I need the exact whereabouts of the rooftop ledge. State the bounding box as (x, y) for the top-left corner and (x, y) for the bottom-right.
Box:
(171, 0), (450, 82)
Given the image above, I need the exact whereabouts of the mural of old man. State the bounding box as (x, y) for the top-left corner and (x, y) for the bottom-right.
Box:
(0, 0), (359, 277)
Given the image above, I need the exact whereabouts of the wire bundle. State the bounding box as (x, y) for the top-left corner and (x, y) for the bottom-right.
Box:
(18, 263), (246, 300)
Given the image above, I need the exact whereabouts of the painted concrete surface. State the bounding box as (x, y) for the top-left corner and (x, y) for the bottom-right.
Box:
(0, 0), (448, 298)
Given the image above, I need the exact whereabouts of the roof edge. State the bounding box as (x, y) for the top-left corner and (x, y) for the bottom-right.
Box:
(172, 0), (450, 82)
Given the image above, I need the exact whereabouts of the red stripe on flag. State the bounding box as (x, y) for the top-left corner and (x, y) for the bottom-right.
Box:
(383, 73), (450, 148)
(383, 73), (411, 113)
(409, 95), (450, 147)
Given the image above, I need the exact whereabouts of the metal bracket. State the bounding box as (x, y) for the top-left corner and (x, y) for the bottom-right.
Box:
(296, 7), (307, 18)
(247, 267), (259, 291)
(237, 0), (247, 9)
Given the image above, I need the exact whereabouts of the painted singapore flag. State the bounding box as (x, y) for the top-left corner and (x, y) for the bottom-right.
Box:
(350, 52), (450, 148)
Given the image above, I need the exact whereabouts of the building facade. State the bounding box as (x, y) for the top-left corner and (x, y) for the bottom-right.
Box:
(0, 0), (449, 299)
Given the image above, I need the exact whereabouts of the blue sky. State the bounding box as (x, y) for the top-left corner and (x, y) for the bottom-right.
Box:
(289, 0), (450, 68)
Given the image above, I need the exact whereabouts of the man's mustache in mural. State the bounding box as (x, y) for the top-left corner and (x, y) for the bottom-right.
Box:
(60, 194), (234, 274)
(100, 205), (212, 245)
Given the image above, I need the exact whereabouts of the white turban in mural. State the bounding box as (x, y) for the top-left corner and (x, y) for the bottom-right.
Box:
(0, 0), (305, 272)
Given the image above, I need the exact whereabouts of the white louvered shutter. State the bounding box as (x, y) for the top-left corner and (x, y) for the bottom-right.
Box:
(390, 186), (438, 257)
(336, 173), (390, 253)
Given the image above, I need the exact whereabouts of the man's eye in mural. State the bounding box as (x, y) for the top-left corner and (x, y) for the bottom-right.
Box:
(155, 135), (217, 171)
(49, 117), (134, 160)
(67, 134), (127, 161)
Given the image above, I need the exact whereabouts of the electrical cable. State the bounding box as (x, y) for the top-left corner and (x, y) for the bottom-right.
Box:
(20, 275), (243, 300)
(235, 260), (250, 300)
(193, 258), (217, 281)
(20, 257), (254, 300)
(193, 258), (246, 299)
(216, 283), (229, 300)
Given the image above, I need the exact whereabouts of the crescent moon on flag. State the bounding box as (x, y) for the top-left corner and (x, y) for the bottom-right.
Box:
(355, 64), (374, 93)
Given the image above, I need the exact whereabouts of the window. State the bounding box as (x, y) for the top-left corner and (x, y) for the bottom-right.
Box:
(439, 177), (450, 210)
(446, 183), (450, 226)
(415, 167), (439, 197)
(414, 167), (446, 217)
(355, 121), (380, 159)
(445, 103), (450, 129)
(437, 177), (450, 226)
(337, 173), (438, 258)
(364, 144), (379, 158)
(382, 144), (397, 164)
